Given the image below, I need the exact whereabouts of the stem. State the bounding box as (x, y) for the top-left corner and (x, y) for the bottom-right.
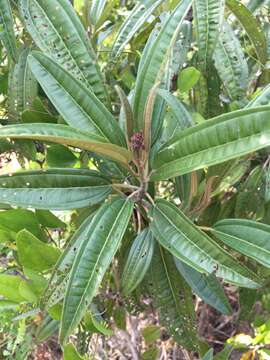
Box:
(112, 183), (139, 191)
(198, 226), (212, 232)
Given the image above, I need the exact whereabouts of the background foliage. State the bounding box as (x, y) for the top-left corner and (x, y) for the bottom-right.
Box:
(0, 0), (270, 359)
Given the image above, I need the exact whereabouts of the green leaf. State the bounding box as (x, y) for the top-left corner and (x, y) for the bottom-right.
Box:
(175, 259), (232, 315)
(19, 0), (109, 106)
(60, 196), (133, 344)
(150, 199), (260, 288)
(121, 228), (155, 296)
(157, 89), (193, 130)
(212, 219), (270, 269)
(35, 210), (66, 228)
(115, 85), (134, 147)
(0, 123), (131, 166)
(0, 168), (112, 210)
(177, 66), (201, 93)
(133, 0), (192, 133)
(16, 229), (61, 272)
(28, 52), (125, 146)
(246, 84), (270, 107)
(0, 228), (16, 244)
(22, 97), (57, 124)
(0, 275), (26, 303)
(64, 343), (83, 360)
(210, 160), (250, 198)
(203, 349), (214, 360)
(213, 21), (248, 103)
(111, 0), (162, 58)
(213, 345), (233, 360)
(142, 348), (159, 360)
(235, 166), (264, 219)
(43, 211), (97, 309)
(148, 246), (198, 350)
(0, 0), (17, 61)
(23, 268), (47, 297)
(0, 209), (44, 239)
(36, 315), (59, 343)
(142, 325), (161, 345)
(0, 300), (19, 312)
(193, 0), (225, 72)
(151, 106), (270, 181)
(84, 304), (113, 336)
(226, 0), (268, 64)
(8, 47), (38, 122)
(47, 145), (77, 168)
(89, 0), (107, 26)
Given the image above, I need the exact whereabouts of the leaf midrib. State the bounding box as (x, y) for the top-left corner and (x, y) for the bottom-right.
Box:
(65, 200), (130, 339)
(154, 203), (256, 283)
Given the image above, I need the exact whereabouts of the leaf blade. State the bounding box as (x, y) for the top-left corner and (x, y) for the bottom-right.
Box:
(175, 259), (232, 315)
(28, 51), (125, 146)
(226, 0), (268, 64)
(0, 123), (131, 166)
(212, 219), (270, 269)
(133, 0), (192, 133)
(60, 196), (133, 344)
(0, 168), (112, 210)
(150, 199), (260, 288)
(19, 0), (109, 105)
(152, 106), (270, 181)
(121, 228), (155, 295)
(148, 246), (198, 350)
(0, 0), (17, 61)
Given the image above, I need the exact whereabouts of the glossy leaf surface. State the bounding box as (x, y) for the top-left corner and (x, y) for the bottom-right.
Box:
(121, 228), (155, 295)
(175, 259), (232, 315)
(150, 199), (260, 288)
(0, 168), (112, 210)
(213, 219), (270, 269)
(0, 123), (131, 165)
(152, 106), (270, 181)
(60, 197), (133, 344)
(28, 52), (125, 145)
(19, 0), (109, 105)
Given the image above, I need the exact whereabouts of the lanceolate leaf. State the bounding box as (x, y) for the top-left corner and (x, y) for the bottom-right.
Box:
(28, 52), (125, 146)
(175, 259), (232, 315)
(193, 0), (225, 72)
(0, 123), (132, 166)
(111, 0), (162, 58)
(133, 0), (192, 133)
(121, 228), (155, 296)
(212, 219), (270, 269)
(151, 106), (270, 181)
(150, 199), (260, 288)
(226, 0), (268, 64)
(19, 0), (109, 106)
(213, 21), (248, 104)
(0, 0), (17, 61)
(0, 168), (111, 210)
(9, 48), (38, 121)
(60, 196), (133, 344)
(148, 246), (198, 350)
